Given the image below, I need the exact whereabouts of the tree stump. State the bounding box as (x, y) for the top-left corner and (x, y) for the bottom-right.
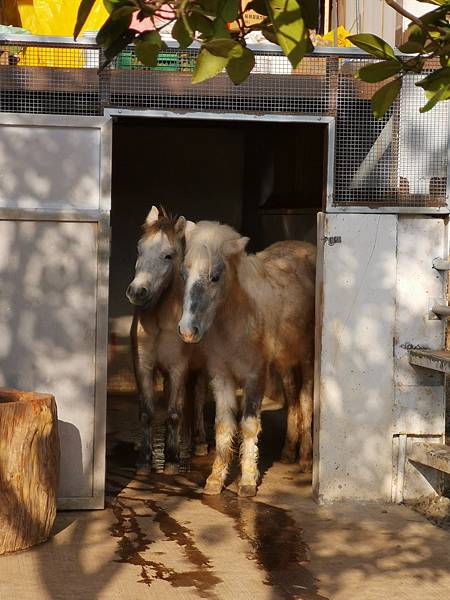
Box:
(0, 388), (59, 554)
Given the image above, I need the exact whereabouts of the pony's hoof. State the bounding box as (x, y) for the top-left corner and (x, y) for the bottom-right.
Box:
(203, 478), (222, 495)
(238, 484), (257, 497)
(280, 449), (296, 464)
(164, 462), (180, 475)
(298, 459), (312, 473)
(194, 443), (209, 457)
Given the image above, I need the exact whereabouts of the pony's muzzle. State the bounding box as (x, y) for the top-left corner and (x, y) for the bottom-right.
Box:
(178, 324), (200, 344)
(126, 283), (149, 306)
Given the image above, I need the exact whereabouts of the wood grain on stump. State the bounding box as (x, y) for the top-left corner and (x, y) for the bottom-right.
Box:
(0, 388), (59, 554)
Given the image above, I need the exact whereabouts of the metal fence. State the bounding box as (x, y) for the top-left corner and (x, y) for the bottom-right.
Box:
(0, 35), (448, 210)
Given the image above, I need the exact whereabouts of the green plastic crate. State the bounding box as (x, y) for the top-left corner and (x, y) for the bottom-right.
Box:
(115, 50), (181, 71)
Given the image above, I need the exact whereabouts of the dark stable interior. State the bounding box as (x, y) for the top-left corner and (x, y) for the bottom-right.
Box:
(106, 116), (326, 474)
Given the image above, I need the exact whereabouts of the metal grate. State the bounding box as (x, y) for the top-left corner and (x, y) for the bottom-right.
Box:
(0, 40), (101, 115)
(0, 36), (448, 210)
(104, 47), (335, 115)
(334, 60), (448, 207)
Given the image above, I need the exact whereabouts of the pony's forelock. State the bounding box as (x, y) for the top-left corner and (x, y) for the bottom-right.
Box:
(185, 221), (242, 264)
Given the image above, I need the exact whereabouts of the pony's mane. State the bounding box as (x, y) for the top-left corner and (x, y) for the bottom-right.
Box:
(185, 221), (241, 261)
(142, 206), (179, 240)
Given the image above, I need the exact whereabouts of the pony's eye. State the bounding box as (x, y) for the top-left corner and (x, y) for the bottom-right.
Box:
(164, 254), (173, 260)
(210, 274), (220, 283)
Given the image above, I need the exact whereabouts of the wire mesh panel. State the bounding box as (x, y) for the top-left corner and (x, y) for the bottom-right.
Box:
(0, 36), (447, 210)
(334, 58), (448, 208)
(103, 47), (336, 115)
(0, 40), (101, 115)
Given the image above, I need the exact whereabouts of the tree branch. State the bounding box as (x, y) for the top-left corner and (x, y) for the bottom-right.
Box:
(384, 0), (423, 27)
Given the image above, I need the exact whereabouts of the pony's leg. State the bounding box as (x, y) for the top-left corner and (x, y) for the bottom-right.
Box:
(131, 315), (155, 469)
(134, 360), (155, 468)
(239, 374), (264, 497)
(193, 371), (208, 456)
(280, 367), (301, 464)
(204, 376), (237, 495)
(164, 367), (187, 473)
(298, 359), (314, 473)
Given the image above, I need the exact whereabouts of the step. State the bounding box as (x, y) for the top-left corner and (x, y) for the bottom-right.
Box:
(408, 441), (450, 475)
(408, 349), (450, 374)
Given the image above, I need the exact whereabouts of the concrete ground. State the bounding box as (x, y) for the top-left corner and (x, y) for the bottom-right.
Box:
(2, 397), (450, 600)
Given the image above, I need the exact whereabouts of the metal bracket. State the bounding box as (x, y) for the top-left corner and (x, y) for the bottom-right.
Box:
(432, 257), (450, 271)
(429, 298), (450, 319)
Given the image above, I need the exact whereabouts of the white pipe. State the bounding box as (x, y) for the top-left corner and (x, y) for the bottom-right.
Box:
(351, 116), (394, 189)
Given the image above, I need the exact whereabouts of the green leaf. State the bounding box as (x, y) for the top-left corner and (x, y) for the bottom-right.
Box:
(356, 60), (403, 83)
(220, 0), (240, 21)
(421, 6), (450, 25)
(189, 13), (214, 36)
(135, 30), (162, 66)
(135, 3), (156, 17)
(267, 0), (312, 68)
(416, 67), (450, 92)
(420, 86), (449, 112)
(262, 26), (277, 45)
(212, 17), (230, 37)
(97, 13), (133, 46)
(414, 0), (448, 4)
(246, 0), (269, 16)
(347, 33), (397, 61)
(371, 78), (401, 119)
(204, 38), (242, 58)
(226, 47), (255, 84)
(403, 56), (425, 73)
(405, 23), (427, 46)
(192, 48), (228, 83)
(198, 0), (219, 14)
(103, 0), (114, 13)
(74, 0), (97, 39)
(301, 0), (319, 29)
(398, 40), (424, 54)
(172, 19), (193, 49)
(110, 5), (137, 20)
(101, 29), (135, 69)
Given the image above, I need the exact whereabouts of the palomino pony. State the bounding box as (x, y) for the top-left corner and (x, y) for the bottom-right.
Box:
(126, 206), (207, 470)
(178, 221), (315, 497)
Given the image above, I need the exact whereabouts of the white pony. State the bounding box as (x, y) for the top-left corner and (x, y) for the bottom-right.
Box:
(178, 221), (315, 496)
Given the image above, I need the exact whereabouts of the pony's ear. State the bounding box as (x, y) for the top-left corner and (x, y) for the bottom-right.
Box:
(145, 206), (159, 226)
(174, 215), (186, 235)
(222, 236), (249, 256)
(184, 220), (196, 242)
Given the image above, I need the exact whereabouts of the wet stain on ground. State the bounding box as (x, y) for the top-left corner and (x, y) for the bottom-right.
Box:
(107, 454), (326, 600)
(201, 491), (327, 600)
(108, 491), (222, 599)
(106, 399), (326, 599)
